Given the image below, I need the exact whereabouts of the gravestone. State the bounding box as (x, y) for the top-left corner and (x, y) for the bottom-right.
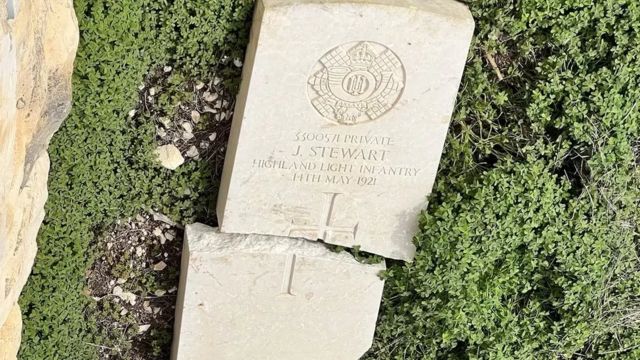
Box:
(217, 0), (474, 261)
(171, 223), (385, 360)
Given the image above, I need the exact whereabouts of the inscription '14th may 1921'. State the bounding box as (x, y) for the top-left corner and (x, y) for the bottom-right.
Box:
(251, 131), (422, 187)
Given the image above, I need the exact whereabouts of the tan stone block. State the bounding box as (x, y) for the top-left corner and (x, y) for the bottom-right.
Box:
(0, 304), (22, 360)
(217, 0), (474, 260)
(172, 223), (385, 360)
(0, 0), (78, 330)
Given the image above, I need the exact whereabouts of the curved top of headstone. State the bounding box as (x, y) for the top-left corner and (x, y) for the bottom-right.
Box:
(262, 0), (474, 23)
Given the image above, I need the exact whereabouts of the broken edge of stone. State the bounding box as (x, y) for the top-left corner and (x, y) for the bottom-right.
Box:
(186, 223), (385, 262)
(172, 223), (386, 360)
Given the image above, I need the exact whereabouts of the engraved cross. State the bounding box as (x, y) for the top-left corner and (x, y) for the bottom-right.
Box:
(289, 192), (359, 243)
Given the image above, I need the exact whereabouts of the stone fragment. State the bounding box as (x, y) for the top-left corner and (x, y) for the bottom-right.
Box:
(181, 122), (193, 133)
(138, 324), (151, 333)
(151, 211), (180, 228)
(203, 91), (218, 102)
(190, 110), (201, 123)
(216, 0), (475, 261)
(113, 286), (137, 305)
(155, 144), (185, 170)
(0, 0), (79, 348)
(171, 223), (385, 360)
(185, 145), (199, 158)
(153, 261), (167, 271)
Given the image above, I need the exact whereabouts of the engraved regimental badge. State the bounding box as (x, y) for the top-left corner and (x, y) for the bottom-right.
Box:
(307, 41), (406, 125)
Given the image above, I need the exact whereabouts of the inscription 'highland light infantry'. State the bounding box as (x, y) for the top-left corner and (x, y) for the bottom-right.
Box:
(308, 41), (405, 125)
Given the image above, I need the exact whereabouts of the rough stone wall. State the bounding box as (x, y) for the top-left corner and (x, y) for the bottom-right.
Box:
(0, 0), (78, 357)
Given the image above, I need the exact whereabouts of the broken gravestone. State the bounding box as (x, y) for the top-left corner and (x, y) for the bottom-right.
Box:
(217, 0), (474, 261)
(171, 223), (385, 360)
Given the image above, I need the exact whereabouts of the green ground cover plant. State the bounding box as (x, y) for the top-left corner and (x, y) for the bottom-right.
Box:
(19, 0), (639, 359)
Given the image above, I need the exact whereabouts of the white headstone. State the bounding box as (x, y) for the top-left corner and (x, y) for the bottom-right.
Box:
(217, 0), (474, 260)
(171, 223), (385, 360)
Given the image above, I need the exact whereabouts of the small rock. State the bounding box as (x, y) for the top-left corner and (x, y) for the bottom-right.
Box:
(168, 286), (178, 294)
(138, 84), (145, 91)
(159, 236), (167, 245)
(117, 278), (127, 285)
(203, 105), (217, 114)
(136, 214), (145, 222)
(165, 230), (176, 241)
(109, 280), (115, 286)
(209, 133), (217, 142)
(149, 87), (157, 96)
(107, 242), (113, 250)
(154, 144), (185, 170)
(186, 145), (199, 158)
(155, 289), (167, 297)
(151, 211), (179, 227)
(213, 77), (222, 86)
(143, 301), (152, 313)
(128, 109), (136, 118)
(203, 92), (218, 102)
(214, 100), (222, 109)
(120, 309), (128, 316)
(153, 228), (163, 237)
(163, 65), (173, 73)
(113, 286), (137, 305)
(191, 110), (201, 123)
(138, 325), (151, 334)
(157, 127), (167, 138)
(195, 81), (205, 90)
(181, 122), (193, 133)
(136, 247), (144, 257)
(182, 131), (194, 140)
(233, 58), (243, 67)
(159, 117), (172, 128)
(153, 261), (167, 271)
(200, 141), (210, 150)
(153, 307), (161, 314)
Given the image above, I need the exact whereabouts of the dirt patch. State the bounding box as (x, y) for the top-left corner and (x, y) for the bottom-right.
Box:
(86, 212), (183, 359)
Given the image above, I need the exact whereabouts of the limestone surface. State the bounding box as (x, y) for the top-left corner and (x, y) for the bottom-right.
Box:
(217, 0), (475, 260)
(0, 305), (21, 360)
(171, 223), (385, 360)
(0, 0), (78, 354)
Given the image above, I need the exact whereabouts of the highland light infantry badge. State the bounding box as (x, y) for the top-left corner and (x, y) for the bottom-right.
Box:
(307, 41), (406, 125)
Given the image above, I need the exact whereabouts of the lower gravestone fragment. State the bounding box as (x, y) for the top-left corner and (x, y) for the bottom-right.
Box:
(217, 0), (475, 261)
(171, 223), (386, 360)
